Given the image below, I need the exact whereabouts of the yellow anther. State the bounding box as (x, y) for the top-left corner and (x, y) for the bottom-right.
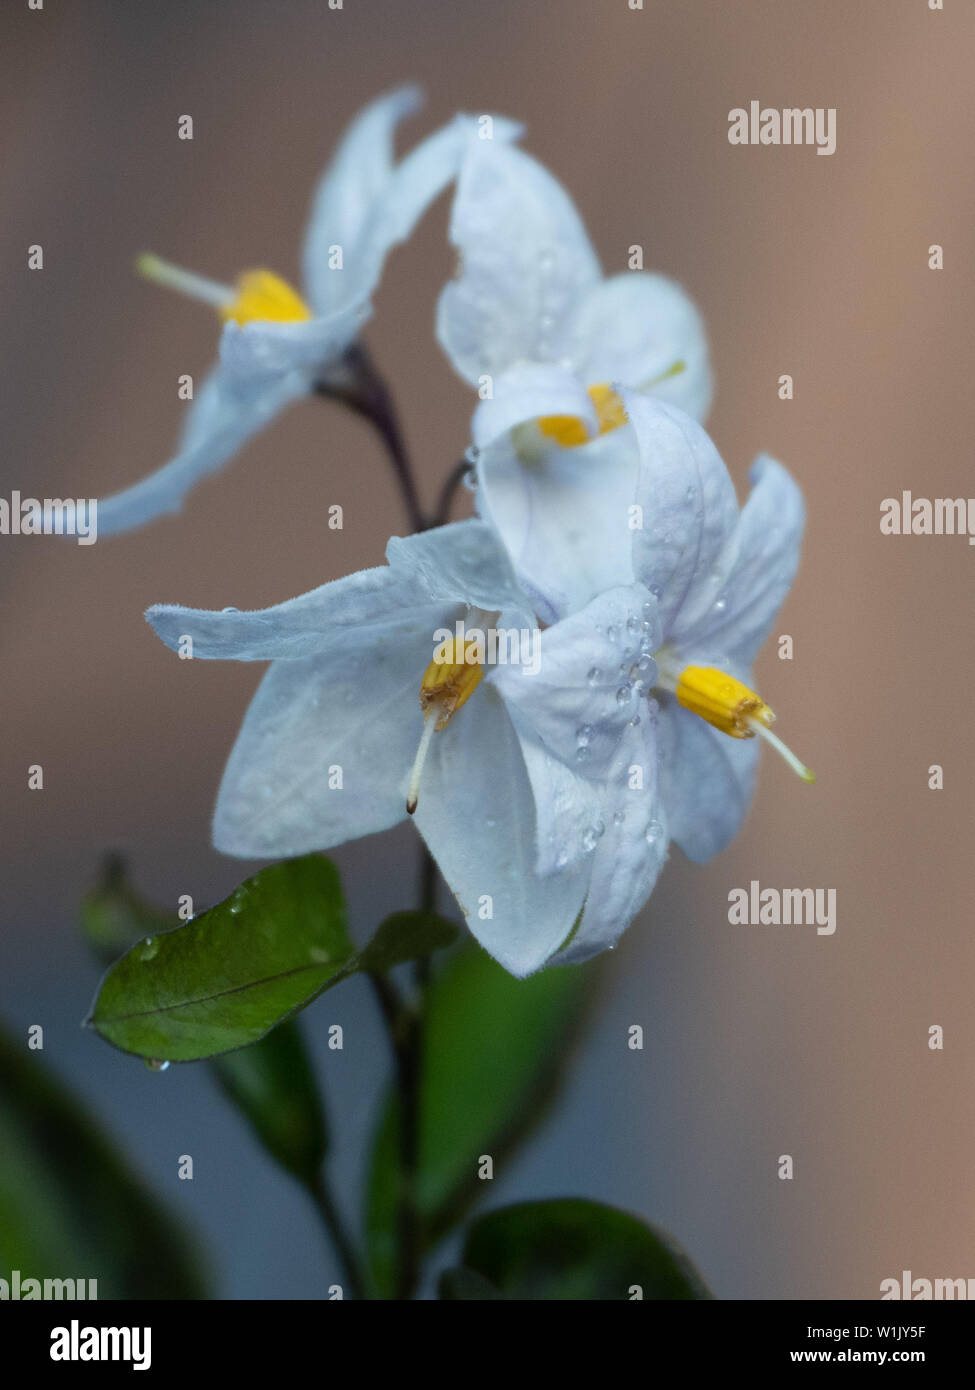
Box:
(220, 269), (312, 326)
(136, 254), (312, 326)
(537, 381), (628, 448)
(407, 636), (486, 814)
(675, 665), (815, 783)
(676, 666), (772, 739)
(419, 636), (484, 731)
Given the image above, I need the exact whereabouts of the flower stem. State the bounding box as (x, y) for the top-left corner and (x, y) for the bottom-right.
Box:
(306, 1169), (370, 1300)
(431, 458), (472, 528)
(314, 343), (427, 534)
(317, 350), (451, 1299)
(369, 971), (424, 1300)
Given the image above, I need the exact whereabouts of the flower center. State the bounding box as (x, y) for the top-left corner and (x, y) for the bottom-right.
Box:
(536, 382), (627, 448)
(136, 253), (311, 325)
(659, 662), (815, 783)
(406, 634), (485, 814)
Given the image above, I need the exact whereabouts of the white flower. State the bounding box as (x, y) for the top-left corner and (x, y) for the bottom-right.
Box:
(146, 520), (667, 976)
(97, 88), (519, 535)
(468, 392), (813, 866)
(433, 135), (712, 620)
(436, 136), (712, 446)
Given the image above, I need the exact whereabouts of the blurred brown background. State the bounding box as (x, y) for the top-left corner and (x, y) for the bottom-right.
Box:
(2, 0), (973, 1299)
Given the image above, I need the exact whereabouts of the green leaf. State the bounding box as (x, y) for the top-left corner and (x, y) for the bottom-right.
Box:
(438, 1266), (505, 1300)
(80, 855), (175, 967)
(454, 1199), (713, 1300)
(356, 910), (458, 974)
(366, 945), (595, 1296)
(0, 1020), (207, 1299)
(81, 862), (333, 1186)
(88, 855), (353, 1062)
(86, 858), (460, 1065)
(210, 1019), (327, 1186)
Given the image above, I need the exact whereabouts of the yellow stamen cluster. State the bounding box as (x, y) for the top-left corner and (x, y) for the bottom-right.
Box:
(537, 382), (628, 448)
(676, 666), (773, 739)
(220, 270), (312, 326)
(407, 636), (486, 814)
(674, 664), (815, 782)
(419, 636), (484, 730)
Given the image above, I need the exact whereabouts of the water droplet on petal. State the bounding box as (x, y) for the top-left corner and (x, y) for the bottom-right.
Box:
(575, 745), (592, 764)
(587, 666), (602, 686)
(222, 606), (239, 614)
(581, 820), (605, 852)
(616, 684), (633, 706)
(576, 723), (594, 747)
(613, 809), (625, 826)
(645, 819), (664, 846)
(464, 444), (480, 465)
(139, 937), (159, 961)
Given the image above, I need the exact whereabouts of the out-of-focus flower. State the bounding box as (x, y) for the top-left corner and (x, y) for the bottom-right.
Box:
(97, 88), (518, 535)
(435, 136), (712, 619)
(437, 137), (712, 450)
(146, 520), (667, 976)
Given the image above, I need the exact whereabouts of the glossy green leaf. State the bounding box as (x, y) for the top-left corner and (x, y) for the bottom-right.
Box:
(88, 856), (353, 1062)
(0, 1021), (207, 1299)
(366, 945), (595, 1295)
(210, 1019), (327, 1185)
(454, 1199), (713, 1300)
(80, 855), (175, 967)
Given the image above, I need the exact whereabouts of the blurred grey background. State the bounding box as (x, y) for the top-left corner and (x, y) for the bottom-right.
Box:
(2, 0), (974, 1298)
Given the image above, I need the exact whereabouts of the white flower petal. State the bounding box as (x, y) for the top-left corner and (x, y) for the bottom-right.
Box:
(301, 85), (424, 317)
(491, 584), (660, 782)
(385, 518), (534, 625)
(657, 699), (759, 863)
(437, 141), (601, 384)
(557, 718), (668, 964)
(475, 427), (640, 624)
(471, 362), (597, 450)
(674, 454), (804, 664)
(351, 112), (524, 312)
(413, 684), (589, 977)
(213, 622), (440, 859)
(568, 272), (713, 421)
(146, 566), (442, 662)
(95, 368), (306, 537)
(625, 395), (739, 638)
(218, 303), (367, 386)
(507, 721), (604, 878)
